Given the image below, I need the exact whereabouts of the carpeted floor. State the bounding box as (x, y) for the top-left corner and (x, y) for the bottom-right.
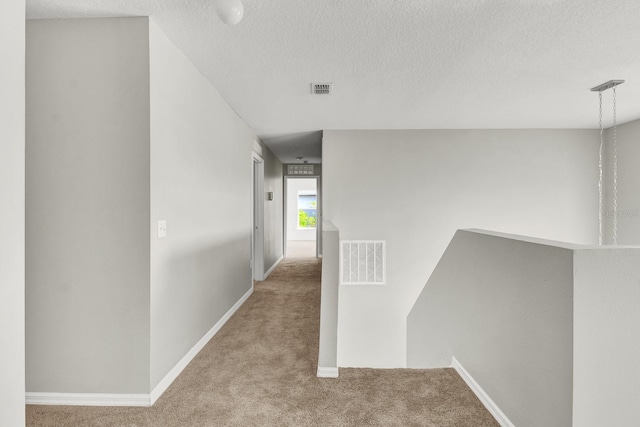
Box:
(286, 240), (316, 258)
(26, 255), (498, 426)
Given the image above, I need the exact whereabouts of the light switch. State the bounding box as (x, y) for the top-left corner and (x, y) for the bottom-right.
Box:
(157, 220), (167, 238)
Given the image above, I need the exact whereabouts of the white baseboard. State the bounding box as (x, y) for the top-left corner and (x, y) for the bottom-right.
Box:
(263, 255), (284, 280)
(451, 356), (514, 427)
(316, 366), (339, 378)
(150, 285), (254, 404)
(26, 286), (254, 407)
(26, 392), (150, 407)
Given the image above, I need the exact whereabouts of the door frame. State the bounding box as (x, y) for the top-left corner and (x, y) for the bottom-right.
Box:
(283, 175), (321, 258)
(252, 152), (265, 281)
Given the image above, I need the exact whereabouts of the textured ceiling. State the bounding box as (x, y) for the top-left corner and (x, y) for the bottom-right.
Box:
(27, 0), (640, 150)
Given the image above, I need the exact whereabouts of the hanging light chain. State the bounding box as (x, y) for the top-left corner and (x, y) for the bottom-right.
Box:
(592, 79), (623, 245)
(612, 87), (618, 245)
(598, 91), (604, 246)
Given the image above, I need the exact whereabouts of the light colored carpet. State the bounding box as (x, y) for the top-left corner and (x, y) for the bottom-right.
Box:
(26, 255), (498, 426)
(286, 240), (316, 258)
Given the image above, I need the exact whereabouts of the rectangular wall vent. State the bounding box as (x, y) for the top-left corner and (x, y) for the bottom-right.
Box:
(311, 83), (332, 95)
(287, 164), (315, 175)
(340, 240), (386, 285)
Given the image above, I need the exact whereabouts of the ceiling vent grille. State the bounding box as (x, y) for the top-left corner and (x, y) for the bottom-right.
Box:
(311, 83), (332, 95)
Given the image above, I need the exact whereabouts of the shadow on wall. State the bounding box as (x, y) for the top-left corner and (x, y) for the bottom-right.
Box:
(406, 229), (574, 427)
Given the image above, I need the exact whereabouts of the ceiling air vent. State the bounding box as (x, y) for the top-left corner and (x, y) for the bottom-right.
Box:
(311, 83), (332, 95)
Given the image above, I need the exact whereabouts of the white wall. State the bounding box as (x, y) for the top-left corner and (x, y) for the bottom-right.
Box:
(573, 247), (640, 426)
(604, 118), (640, 244)
(149, 20), (255, 389)
(323, 129), (599, 367)
(262, 144), (284, 271)
(318, 221), (340, 373)
(316, 164), (324, 256)
(26, 18), (151, 393)
(0, 0), (25, 424)
(408, 230), (576, 426)
(25, 17), (267, 399)
(286, 178), (317, 241)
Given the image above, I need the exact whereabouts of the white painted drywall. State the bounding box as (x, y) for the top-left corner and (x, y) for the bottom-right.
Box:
(323, 129), (599, 367)
(26, 18), (151, 393)
(262, 144), (284, 272)
(407, 229), (575, 426)
(318, 221), (339, 371)
(0, 0), (25, 424)
(149, 20), (255, 389)
(573, 247), (640, 426)
(603, 118), (640, 244)
(286, 178), (317, 241)
(316, 164), (324, 256)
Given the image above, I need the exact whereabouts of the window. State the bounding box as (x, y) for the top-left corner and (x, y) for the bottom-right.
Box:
(287, 164), (314, 175)
(298, 191), (317, 229)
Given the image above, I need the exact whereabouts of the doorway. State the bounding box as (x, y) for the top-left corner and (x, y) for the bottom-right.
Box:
(252, 153), (264, 280)
(284, 176), (320, 258)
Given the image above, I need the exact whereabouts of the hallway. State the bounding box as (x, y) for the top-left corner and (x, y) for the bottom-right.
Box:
(286, 240), (316, 258)
(27, 255), (497, 426)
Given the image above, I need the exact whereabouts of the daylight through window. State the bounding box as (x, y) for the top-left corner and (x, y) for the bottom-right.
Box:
(297, 191), (317, 229)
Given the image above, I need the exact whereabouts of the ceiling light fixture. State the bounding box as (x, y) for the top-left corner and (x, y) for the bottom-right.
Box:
(215, 0), (244, 25)
(592, 79), (624, 245)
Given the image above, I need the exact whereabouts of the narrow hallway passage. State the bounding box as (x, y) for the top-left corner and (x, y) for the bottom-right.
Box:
(27, 255), (497, 426)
